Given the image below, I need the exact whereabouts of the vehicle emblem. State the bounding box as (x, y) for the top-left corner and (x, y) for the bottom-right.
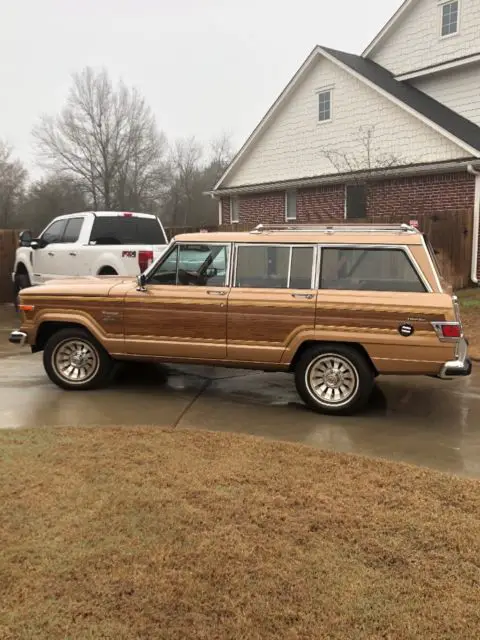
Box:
(398, 323), (414, 337)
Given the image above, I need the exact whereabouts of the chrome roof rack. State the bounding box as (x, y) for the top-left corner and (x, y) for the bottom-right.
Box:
(250, 223), (420, 235)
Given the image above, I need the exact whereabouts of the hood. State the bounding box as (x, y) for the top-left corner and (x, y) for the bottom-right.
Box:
(21, 276), (135, 298)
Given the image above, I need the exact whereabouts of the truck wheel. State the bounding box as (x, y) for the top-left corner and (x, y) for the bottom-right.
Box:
(43, 328), (114, 391)
(294, 344), (374, 415)
(13, 272), (31, 310)
(98, 267), (118, 276)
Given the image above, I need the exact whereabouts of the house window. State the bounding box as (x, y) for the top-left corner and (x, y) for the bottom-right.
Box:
(441, 1), (459, 37)
(320, 248), (426, 293)
(231, 197), (240, 223)
(285, 189), (297, 220)
(318, 90), (332, 122)
(345, 184), (366, 219)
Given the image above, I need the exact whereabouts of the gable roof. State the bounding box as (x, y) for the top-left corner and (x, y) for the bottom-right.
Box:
(214, 45), (480, 191)
(362, 0), (416, 58)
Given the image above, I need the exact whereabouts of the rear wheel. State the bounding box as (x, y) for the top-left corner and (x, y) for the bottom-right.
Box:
(43, 328), (114, 390)
(294, 344), (374, 415)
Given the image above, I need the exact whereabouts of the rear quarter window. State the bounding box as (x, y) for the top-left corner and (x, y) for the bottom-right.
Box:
(320, 247), (427, 293)
(90, 216), (167, 245)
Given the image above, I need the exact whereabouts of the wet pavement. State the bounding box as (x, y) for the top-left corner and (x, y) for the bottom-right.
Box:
(1, 305), (480, 478)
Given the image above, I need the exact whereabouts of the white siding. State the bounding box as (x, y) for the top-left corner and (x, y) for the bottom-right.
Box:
(370, 0), (480, 77)
(223, 57), (467, 189)
(413, 62), (480, 126)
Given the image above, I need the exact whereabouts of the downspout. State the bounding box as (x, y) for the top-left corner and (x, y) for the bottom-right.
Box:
(467, 164), (480, 285)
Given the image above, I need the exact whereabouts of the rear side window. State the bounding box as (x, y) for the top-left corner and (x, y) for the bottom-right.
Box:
(63, 218), (83, 243)
(90, 216), (167, 245)
(42, 219), (67, 244)
(320, 247), (426, 293)
(235, 245), (314, 289)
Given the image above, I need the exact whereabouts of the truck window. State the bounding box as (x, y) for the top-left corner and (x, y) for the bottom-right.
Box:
(63, 218), (84, 243)
(41, 219), (67, 244)
(90, 216), (166, 245)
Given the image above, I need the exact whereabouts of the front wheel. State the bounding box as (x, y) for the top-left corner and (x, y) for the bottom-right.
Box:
(294, 344), (374, 415)
(43, 328), (114, 390)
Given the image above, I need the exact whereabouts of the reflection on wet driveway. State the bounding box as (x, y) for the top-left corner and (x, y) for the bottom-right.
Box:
(0, 350), (479, 478)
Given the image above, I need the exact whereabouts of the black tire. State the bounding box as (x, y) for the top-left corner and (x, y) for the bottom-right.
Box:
(294, 343), (374, 415)
(43, 328), (114, 391)
(98, 267), (118, 276)
(13, 271), (31, 311)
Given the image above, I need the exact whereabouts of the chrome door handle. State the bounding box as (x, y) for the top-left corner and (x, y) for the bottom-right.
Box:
(291, 293), (314, 300)
(48, 252), (54, 257)
(69, 252), (77, 256)
(207, 290), (227, 296)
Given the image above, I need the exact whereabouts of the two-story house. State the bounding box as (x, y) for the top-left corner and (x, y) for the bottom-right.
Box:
(211, 0), (480, 285)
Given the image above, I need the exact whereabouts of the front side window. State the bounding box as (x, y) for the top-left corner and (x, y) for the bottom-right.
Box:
(318, 90), (332, 122)
(235, 245), (314, 289)
(41, 219), (67, 244)
(62, 217), (84, 243)
(320, 247), (426, 293)
(441, 0), (459, 36)
(148, 244), (229, 287)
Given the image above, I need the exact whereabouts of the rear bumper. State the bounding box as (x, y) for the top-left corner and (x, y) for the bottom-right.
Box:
(9, 330), (28, 346)
(438, 338), (472, 379)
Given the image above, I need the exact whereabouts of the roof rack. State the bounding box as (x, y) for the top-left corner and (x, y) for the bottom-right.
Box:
(250, 223), (420, 235)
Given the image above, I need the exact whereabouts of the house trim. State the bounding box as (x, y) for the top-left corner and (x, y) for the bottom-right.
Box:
(395, 52), (480, 81)
(210, 158), (475, 197)
(362, 0), (415, 57)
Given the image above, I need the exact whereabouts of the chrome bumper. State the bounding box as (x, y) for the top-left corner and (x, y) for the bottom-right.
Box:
(9, 330), (28, 346)
(438, 338), (472, 379)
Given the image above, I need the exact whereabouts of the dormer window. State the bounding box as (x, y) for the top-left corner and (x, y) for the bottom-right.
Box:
(441, 0), (459, 37)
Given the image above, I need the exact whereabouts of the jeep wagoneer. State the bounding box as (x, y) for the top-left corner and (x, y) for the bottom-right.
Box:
(9, 224), (471, 415)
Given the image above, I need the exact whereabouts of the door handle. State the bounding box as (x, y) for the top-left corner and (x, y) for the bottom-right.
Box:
(69, 252), (77, 257)
(48, 252), (54, 257)
(291, 293), (314, 300)
(207, 290), (227, 296)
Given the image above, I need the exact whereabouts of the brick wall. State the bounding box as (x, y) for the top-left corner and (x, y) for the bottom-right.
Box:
(220, 171), (475, 226)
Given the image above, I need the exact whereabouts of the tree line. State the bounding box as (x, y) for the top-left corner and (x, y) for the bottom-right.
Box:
(0, 67), (233, 234)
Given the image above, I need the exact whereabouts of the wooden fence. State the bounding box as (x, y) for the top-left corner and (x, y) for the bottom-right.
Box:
(0, 212), (473, 302)
(0, 230), (18, 303)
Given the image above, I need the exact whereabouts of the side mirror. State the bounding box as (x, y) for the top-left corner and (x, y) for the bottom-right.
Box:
(136, 273), (147, 291)
(19, 230), (33, 246)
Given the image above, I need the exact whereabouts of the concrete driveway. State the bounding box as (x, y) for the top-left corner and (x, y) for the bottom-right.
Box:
(1, 304), (479, 478)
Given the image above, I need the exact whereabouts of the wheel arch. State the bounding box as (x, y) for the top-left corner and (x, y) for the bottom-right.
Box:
(33, 319), (101, 353)
(289, 340), (378, 376)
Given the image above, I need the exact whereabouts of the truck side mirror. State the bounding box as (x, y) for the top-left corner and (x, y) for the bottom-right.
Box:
(19, 230), (33, 246)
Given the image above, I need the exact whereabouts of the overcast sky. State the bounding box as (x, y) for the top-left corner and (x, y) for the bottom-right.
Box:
(1, 0), (401, 174)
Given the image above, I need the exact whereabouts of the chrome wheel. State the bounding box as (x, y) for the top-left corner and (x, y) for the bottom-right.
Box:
(306, 353), (359, 407)
(52, 339), (100, 385)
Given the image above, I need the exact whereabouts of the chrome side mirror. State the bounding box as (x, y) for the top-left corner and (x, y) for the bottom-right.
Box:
(136, 273), (147, 291)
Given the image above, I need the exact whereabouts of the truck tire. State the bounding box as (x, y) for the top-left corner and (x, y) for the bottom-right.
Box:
(294, 343), (374, 415)
(43, 328), (114, 391)
(13, 271), (31, 310)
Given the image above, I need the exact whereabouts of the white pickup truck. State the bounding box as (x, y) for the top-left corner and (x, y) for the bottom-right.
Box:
(13, 211), (169, 297)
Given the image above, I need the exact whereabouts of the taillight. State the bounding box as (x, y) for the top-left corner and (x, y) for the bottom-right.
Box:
(138, 250), (153, 273)
(432, 321), (462, 341)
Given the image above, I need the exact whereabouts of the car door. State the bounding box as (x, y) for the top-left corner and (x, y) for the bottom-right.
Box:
(123, 242), (231, 360)
(54, 217), (85, 276)
(227, 243), (317, 363)
(32, 219), (68, 283)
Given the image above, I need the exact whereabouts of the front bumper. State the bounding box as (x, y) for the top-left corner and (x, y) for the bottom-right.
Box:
(9, 330), (28, 346)
(438, 338), (472, 379)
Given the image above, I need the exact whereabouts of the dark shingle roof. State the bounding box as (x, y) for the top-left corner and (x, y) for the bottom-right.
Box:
(322, 47), (480, 154)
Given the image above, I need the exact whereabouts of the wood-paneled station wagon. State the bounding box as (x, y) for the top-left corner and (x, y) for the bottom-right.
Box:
(10, 223), (471, 415)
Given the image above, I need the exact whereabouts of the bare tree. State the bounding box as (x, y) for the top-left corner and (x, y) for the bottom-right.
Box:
(209, 133), (233, 182)
(169, 137), (203, 226)
(0, 141), (27, 228)
(321, 125), (402, 176)
(33, 67), (168, 212)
